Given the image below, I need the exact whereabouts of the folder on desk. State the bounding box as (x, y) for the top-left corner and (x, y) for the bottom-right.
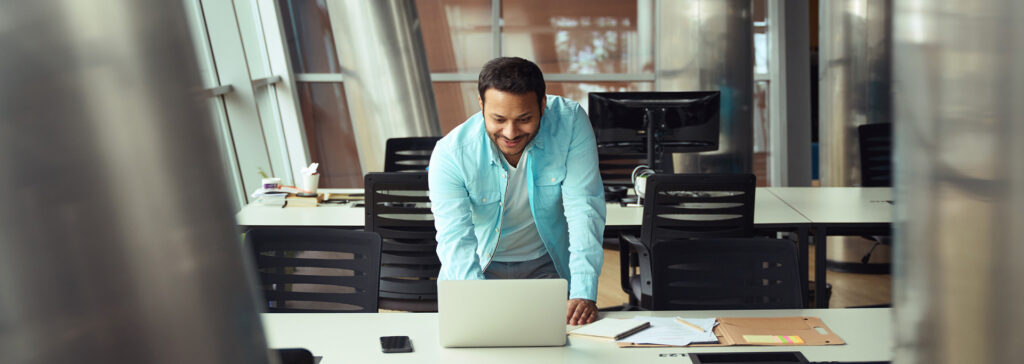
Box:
(618, 316), (844, 348)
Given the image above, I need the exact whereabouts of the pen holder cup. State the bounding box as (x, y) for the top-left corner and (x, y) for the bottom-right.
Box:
(303, 174), (320, 194)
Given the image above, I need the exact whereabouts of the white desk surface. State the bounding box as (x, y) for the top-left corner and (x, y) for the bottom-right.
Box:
(261, 308), (892, 364)
(236, 188), (813, 228)
(605, 187), (810, 227)
(237, 188), (365, 227)
(766, 187), (893, 225)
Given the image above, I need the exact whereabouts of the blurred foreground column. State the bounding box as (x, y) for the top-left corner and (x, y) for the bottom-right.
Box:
(893, 1), (1024, 363)
(0, 1), (272, 363)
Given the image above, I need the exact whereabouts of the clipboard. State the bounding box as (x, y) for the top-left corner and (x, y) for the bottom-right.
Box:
(618, 316), (844, 348)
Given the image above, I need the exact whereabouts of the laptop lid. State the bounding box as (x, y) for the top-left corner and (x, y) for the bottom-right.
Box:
(437, 279), (568, 348)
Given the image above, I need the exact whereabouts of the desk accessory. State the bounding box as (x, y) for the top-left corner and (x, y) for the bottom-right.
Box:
(285, 193), (323, 208)
(323, 192), (364, 203)
(689, 351), (809, 364)
(614, 316), (717, 346)
(380, 335), (413, 353)
(262, 177), (282, 190)
(274, 348), (316, 364)
(676, 317), (707, 332)
(619, 316), (844, 348)
(301, 162), (320, 195)
(569, 318), (651, 340)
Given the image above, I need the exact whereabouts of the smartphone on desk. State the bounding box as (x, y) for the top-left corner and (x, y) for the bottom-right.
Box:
(380, 336), (413, 353)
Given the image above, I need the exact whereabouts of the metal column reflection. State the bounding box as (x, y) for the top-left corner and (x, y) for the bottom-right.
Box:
(893, 1), (1024, 363)
(657, 0), (754, 174)
(0, 2), (271, 363)
(326, 0), (441, 174)
(818, 0), (893, 187)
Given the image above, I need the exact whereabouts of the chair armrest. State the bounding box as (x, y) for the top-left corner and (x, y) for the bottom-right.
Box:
(619, 232), (653, 304)
(620, 233), (647, 253)
(618, 232), (637, 295)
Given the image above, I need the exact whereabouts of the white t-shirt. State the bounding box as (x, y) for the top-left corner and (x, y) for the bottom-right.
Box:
(492, 148), (548, 262)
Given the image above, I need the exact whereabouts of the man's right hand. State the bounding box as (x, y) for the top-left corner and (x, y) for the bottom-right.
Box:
(566, 298), (598, 325)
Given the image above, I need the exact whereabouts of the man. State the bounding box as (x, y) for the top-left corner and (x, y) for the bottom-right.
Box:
(428, 57), (606, 326)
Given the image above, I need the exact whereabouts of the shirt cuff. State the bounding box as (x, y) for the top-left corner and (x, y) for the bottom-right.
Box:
(569, 272), (598, 301)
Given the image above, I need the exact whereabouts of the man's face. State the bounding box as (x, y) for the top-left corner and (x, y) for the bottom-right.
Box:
(479, 89), (543, 161)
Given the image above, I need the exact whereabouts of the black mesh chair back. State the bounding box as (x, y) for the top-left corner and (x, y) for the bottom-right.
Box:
(618, 173), (756, 310)
(383, 137), (440, 173)
(598, 152), (648, 186)
(858, 123), (892, 187)
(364, 172), (441, 312)
(641, 173), (756, 243)
(246, 227), (382, 313)
(646, 237), (804, 310)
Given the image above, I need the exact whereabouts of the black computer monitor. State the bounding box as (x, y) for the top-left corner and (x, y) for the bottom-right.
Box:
(588, 91), (720, 174)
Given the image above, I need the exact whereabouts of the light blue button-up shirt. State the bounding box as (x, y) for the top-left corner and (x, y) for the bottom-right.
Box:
(428, 95), (606, 301)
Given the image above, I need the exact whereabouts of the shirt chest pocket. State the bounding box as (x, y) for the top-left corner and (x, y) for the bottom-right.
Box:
(468, 190), (501, 225)
(532, 168), (566, 214)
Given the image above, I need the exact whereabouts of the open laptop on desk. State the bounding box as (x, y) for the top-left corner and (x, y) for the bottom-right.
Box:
(438, 279), (567, 348)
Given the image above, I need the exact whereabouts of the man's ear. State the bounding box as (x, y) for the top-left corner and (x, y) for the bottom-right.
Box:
(539, 94), (546, 118)
(478, 95), (484, 112)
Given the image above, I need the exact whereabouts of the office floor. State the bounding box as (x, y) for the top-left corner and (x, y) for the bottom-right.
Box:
(595, 245), (892, 309)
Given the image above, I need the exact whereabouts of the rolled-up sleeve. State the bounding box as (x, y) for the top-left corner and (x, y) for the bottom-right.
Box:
(560, 105), (606, 301)
(428, 142), (485, 280)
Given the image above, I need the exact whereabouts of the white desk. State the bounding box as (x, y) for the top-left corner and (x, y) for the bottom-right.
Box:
(236, 188), (812, 228)
(237, 188), (896, 308)
(261, 308), (893, 364)
(605, 188), (811, 228)
(237, 188), (821, 306)
(236, 189), (365, 227)
(766, 187), (894, 307)
(766, 187), (893, 226)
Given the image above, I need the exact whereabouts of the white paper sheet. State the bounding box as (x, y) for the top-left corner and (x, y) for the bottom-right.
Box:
(615, 316), (718, 346)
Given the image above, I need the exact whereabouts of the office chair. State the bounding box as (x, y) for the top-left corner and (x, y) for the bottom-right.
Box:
(597, 151), (648, 201)
(857, 122), (892, 269)
(383, 137), (440, 172)
(619, 173), (757, 309)
(364, 172), (441, 312)
(246, 227), (382, 313)
(858, 123), (892, 187)
(626, 237), (804, 310)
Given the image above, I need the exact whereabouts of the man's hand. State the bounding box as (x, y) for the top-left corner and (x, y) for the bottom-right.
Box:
(566, 298), (598, 325)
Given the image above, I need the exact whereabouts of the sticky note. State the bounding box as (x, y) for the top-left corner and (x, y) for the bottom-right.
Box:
(742, 335), (805, 344)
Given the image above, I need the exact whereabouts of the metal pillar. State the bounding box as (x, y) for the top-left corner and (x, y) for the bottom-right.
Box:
(325, 0), (441, 174)
(818, 0), (893, 187)
(657, 0), (754, 174)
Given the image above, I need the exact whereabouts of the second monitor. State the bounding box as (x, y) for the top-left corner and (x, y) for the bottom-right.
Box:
(588, 91), (721, 174)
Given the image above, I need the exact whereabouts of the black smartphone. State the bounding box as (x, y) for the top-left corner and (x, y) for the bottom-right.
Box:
(380, 336), (413, 353)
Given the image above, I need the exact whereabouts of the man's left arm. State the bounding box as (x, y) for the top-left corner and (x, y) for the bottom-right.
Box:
(560, 104), (607, 304)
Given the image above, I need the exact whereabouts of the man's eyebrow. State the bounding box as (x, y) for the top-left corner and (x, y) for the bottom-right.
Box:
(489, 112), (507, 119)
(514, 112), (533, 119)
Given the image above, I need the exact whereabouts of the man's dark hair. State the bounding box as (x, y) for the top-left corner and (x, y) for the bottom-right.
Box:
(478, 57), (546, 111)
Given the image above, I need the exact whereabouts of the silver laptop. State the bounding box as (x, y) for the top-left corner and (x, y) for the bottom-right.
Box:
(438, 279), (568, 347)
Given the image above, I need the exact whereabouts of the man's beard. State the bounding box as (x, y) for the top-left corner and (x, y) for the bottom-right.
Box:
(491, 133), (534, 161)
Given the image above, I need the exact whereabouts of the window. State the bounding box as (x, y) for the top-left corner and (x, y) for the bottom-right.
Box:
(276, 1), (781, 188)
(281, 0), (655, 187)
